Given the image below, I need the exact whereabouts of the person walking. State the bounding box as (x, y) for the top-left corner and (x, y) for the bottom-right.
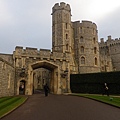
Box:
(103, 83), (109, 96)
(44, 83), (49, 97)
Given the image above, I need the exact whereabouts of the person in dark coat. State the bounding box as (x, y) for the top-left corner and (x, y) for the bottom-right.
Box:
(103, 83), (109, 96)
(44, 83), (49, 97)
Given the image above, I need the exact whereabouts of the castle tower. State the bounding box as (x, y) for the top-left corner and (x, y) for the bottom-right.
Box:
(51, 2), (77, 75)
(51, 2), (72, 53)
(73, 21), (100, 73)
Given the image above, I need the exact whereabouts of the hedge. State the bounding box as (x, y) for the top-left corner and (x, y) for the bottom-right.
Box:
(70, 71), (120, 94)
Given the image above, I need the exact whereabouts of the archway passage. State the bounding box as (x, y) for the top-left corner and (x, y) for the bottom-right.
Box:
(32, 68), (51, 94)
(27, 60), (60, 95)
(19, 80), (26, 95)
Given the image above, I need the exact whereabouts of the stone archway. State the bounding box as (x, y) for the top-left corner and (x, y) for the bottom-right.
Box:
(26, 60), (61, 95)
(17, 79), (27, 95)
(19, 80), (26, 95)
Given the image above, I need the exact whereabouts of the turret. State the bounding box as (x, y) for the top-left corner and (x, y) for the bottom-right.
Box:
(51, 2), (72, 53)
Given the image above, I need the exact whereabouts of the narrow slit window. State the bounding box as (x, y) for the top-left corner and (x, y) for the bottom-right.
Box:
(95, 57), (97, 65)
(66, 34), (68, 39)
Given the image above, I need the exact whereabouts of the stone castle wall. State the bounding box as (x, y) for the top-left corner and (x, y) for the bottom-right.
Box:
(0, 57), (15, 97)
(0, 53), (13, 65)
(99, 36), (120, 71)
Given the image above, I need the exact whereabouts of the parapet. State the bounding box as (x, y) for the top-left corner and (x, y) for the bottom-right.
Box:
(100, 38), (104, 43)
(72, 21), (80, 27)
(80, 20), (97, 29)
(99, 36), (120, 47)
(107, 35), (112, 41)
(72, 20), (97, 29)
(52, 2), (71, 14)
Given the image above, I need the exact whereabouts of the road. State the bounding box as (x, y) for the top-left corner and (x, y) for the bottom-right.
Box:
(1, 93), (120, 120)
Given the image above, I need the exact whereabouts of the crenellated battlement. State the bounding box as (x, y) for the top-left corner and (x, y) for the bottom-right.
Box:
(52, 2), (71, 14)
(80, 20), (97, 29)
(99, 36), (120, 47)
(15, 46), (51, 56)
(14, 46), (69, 60)
(72, 20), (97, 29)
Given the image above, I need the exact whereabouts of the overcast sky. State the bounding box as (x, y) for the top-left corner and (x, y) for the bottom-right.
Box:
(0, 0), (120, 54)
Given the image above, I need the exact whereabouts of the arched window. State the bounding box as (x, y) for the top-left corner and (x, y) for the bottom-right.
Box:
(80, 36), (83, 42)
(81, 57), (85, 64)
(81, 46), (84, 53)
(94, 47), (97, 54)
(95, 57), (97, 65)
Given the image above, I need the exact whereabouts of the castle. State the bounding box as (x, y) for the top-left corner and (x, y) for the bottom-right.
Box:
(0, 2), (119, 97)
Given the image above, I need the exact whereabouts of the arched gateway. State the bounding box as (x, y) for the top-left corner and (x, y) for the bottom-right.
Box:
(20, 60), (61, 95)
(14, 46), (76, 96)
(17, 60), (61, 95)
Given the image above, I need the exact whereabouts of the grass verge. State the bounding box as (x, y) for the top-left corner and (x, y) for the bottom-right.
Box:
(0, 96), (28, 118)
(72, 93), (120, 108)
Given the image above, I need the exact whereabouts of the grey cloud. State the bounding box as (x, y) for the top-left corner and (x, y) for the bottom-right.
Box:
(98, 7), (120, 40)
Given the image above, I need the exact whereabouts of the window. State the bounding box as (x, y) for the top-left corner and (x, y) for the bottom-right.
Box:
(94, 47), (97, 54)
(66, 34), (68, 39)
(81, 46), (84, 53)
(81, 57), (85, 64)
(66, 23), (67, 29)
(80, 36), (83, 42)
(93, 37), (95, 44)
(95, 57), (97, 65)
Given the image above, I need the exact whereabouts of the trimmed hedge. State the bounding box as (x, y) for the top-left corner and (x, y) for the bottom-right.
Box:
(70, 71), (120, 94)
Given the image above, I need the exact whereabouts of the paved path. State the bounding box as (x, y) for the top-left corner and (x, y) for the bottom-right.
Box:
(1, 93), (120, 120)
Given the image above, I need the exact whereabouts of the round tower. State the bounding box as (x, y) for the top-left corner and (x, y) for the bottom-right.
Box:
(51, 2), (72, 53)
(73, 20), (100, 73)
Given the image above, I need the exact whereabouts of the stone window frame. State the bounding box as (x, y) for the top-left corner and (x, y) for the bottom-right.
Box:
(95, 57), (97, 66)
(93, 37), (96, 44)
(66, 34), (68, 39)
(81, 56), (85, 65)
(80, 36), (84, 42)
(81, 46), (84, 53)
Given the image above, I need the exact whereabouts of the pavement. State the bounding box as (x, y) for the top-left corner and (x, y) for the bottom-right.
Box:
(1, 92), (120, 120)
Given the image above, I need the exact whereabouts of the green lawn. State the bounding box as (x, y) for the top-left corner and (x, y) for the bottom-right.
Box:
(0, 96), (28, 118)
(72, 94), (120, 108)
